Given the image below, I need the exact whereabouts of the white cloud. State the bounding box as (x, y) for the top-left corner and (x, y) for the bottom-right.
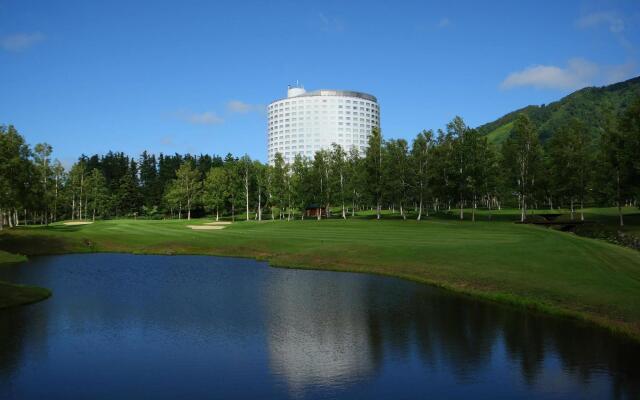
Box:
(178, 111), (224, 125)
(226, 100), (265, 114)
(160, 135), (174, 145)
(604, 61), (638, 84)
(500, 58), (637, 90)
(0, 32), (45, 52)
(227, 100), (252, 113)
(501, 59), (599, 90)
(318, 12), (344, 32)
(576, 11), (624, 33)
(437, 17), (451, 28)
(575, 11), (633, 51)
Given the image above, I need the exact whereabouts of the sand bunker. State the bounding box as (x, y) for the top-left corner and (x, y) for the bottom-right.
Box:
(187, 225), (227, 230)
(204, 221), (232, 225)
(63, 221), (94, 226)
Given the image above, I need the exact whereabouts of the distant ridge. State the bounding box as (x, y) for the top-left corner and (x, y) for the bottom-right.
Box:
(477, 76), (640, 144)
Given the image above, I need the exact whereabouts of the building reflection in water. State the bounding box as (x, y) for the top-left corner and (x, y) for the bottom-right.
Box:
(265, 273), (375, 394)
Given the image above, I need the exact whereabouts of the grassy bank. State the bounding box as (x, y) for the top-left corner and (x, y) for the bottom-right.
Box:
(0, 250), (52, 309)
(0, 210), (639, 340)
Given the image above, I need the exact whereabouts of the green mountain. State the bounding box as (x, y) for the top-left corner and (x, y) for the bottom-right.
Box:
(477, 76), (640, 144)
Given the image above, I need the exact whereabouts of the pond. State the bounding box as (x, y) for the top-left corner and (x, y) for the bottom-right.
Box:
(0, 254), (638, 399)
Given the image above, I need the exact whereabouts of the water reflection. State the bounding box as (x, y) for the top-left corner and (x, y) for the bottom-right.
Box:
(265, 274), (375, 393)
(265, 270), (640, 399)
(0, 254), (637, 399)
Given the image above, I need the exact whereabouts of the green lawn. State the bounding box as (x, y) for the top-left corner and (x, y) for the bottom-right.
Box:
(0, 210), (639, 339)
(0, 250), (51, 309)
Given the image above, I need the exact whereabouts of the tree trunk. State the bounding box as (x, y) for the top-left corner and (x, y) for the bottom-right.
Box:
(341, 173), (346, 220)
(472, 195), (476, 222)
(617, 170), (624, 227)
(79, 175), (84, 220)
(352, 191), (356, 218)
(257, 188), (262, 221)
(245, 174), (250, 222)
(570, 198), (574, 221)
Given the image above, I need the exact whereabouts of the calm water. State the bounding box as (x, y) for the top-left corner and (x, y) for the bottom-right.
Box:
(0, 254), (638, 399)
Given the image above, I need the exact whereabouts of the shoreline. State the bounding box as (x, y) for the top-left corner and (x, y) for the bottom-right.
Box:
(9, 245), (640, 344)
(1, 216), (639, 342)
(0, 280), (52, 309)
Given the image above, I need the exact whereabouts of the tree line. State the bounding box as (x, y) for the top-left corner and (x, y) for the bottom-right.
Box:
(1, 97), (638, 228)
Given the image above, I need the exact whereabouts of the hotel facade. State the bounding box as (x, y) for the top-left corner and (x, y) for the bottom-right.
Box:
(267, 86), (380, 164)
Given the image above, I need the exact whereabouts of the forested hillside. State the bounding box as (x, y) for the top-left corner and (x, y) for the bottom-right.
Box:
(478, 76), (640, 144)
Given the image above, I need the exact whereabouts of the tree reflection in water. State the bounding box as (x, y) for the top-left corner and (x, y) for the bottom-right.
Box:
(266, 271), (640, 399)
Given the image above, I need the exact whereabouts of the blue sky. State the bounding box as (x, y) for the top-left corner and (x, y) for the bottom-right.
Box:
(1, 0), (638, 165)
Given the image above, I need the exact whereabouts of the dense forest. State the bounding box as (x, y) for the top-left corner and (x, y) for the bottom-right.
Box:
(1, 95), (639, 229)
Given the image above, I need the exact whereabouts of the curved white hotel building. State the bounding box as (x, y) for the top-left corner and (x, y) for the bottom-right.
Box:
(267, 86), (380, 164)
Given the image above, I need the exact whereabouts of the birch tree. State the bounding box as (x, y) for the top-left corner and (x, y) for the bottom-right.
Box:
(383, 139), (410, 219)
(330, 144), (348, 219)
(447, 117), (469, 220)
(33, 143), (53, 224)
(411, 130), (433, 220)
(548, 119), (592, 220)
(203, 167), (227, 221)
(173, 162), (202, 220)
(238, 155), (253, 221)
(86, 168), (108, 221)
(253, 160), (268, 221)
(312, 150), (331, 220)
(346, 148), (364, 217)
(269, 153), (286, 220)
(291, 154), (311, 220)
(364, 127), (383, 219)
(598, 102), (639, 227)
(502, 114), (542, 222)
